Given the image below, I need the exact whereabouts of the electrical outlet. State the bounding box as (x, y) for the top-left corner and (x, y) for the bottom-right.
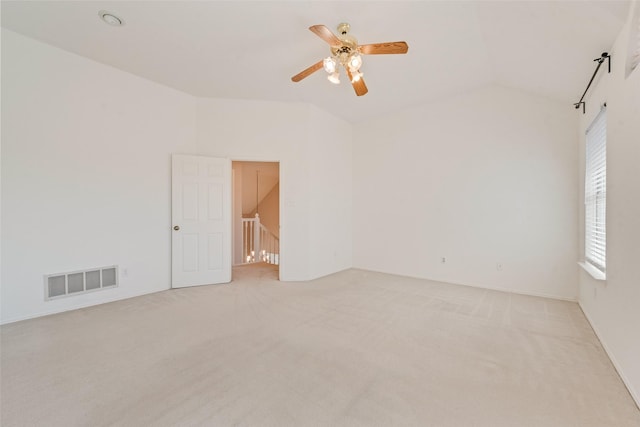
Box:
(496, 263), (503, 271)
(122, 268), (128, 277)
(441, 257), (446, 264)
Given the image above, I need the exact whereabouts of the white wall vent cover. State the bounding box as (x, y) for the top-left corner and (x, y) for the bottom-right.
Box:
(44, 266), (118, 300)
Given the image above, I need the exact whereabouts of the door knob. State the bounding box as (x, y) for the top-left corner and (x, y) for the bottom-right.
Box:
(173, 225), (180, 231)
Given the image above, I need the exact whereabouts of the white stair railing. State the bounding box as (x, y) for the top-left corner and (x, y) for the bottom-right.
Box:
(259, 223), (279, 265)
(241, 213), (279, 265)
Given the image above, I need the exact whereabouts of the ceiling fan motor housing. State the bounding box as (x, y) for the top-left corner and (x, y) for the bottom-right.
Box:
(332, 23), (358, 61)
(337, 23), (350, 35)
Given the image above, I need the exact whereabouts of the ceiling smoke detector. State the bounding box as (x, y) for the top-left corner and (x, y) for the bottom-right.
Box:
(98, 10), (124, 27)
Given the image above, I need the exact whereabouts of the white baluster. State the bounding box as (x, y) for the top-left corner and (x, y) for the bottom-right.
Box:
(254, 213), (261, 263)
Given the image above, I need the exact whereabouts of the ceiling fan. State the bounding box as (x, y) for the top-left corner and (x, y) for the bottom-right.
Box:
(291, 23), (409, 96)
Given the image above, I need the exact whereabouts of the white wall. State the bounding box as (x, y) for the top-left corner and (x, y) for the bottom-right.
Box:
(195, 98), (352, 281)
(1, 30), (197, 323)
(577, 1), (640, 406)
(308, 106), (353, 278)
(353, 84), (579, 300)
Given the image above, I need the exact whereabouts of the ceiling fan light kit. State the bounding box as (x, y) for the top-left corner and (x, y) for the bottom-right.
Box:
(348, 54), (363, 72)
(323, 57), (337, 74)
(292, 23), (409, 96)
(328, 72), (340, 84)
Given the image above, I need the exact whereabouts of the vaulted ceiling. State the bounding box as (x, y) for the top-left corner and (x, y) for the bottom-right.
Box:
(1, 1), (630, 123)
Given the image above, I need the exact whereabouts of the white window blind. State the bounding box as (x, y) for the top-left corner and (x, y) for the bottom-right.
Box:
(585, 109), (607, 274)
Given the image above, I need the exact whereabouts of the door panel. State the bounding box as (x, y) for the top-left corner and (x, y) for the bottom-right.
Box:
(172, 155), (231, 288)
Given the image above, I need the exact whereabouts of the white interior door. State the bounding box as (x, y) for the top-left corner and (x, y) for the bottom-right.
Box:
(172, 155), (231, 288)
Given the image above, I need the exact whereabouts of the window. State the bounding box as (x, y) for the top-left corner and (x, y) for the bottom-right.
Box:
(584, 109), (607, 277)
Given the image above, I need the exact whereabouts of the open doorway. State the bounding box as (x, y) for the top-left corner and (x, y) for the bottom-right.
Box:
(231, 161), (280, 280)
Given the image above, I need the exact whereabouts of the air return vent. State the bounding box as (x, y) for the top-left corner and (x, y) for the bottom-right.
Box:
(44, 266), (118, 300)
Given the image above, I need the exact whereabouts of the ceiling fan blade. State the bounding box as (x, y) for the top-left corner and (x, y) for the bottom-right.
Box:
(291, 60), (324, 82)
(359, 41), (409, 55)
(352, 77), (368, 96)
(347, 69), (368, 96)
(309, 25), (342, 47)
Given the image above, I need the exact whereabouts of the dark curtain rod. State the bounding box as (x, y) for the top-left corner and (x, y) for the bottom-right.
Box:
(574, 52), (610, 114)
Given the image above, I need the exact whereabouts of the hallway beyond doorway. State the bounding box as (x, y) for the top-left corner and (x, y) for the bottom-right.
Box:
(233, 262), (279, 282)
(232, 161), (280, 279)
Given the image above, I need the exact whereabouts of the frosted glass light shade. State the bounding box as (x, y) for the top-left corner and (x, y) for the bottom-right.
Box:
(348, 54), (362, 71)
(328, 72), (340, 84)
(323, 57), (337, 74)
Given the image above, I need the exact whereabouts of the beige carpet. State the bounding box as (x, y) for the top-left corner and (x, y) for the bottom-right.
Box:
(1, 264), (638, 426)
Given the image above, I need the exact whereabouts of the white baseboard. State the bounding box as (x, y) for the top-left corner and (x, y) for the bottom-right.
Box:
(460, 280), (577, 302)
(578, 301), (640, 410)
(351, 267), (577, 302)
(0, 287), (169, 325)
